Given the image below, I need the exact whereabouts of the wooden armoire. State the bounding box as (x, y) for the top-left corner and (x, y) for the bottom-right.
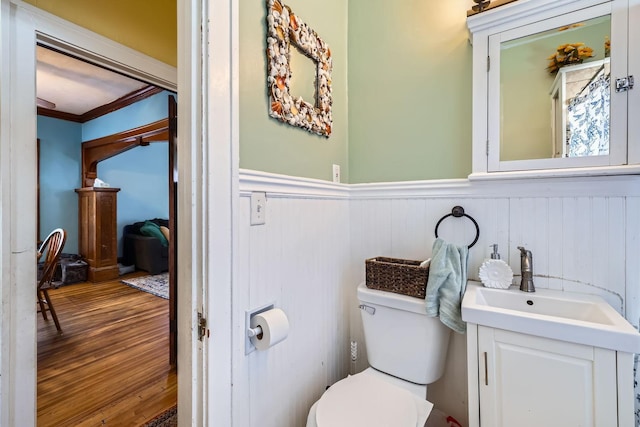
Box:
(75, 187), (120, 282)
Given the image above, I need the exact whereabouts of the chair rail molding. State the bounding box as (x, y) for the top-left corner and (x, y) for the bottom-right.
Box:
(239, 169), (349, 199)
(239, 169), (640, 200)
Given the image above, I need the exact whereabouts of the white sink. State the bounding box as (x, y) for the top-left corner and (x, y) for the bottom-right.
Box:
(462, 282), (640, 353)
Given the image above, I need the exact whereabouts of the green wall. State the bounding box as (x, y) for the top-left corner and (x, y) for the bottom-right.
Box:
(240, 0), (349, 182)
(33, 0), (474, 183)
(347, 0), (473, 183)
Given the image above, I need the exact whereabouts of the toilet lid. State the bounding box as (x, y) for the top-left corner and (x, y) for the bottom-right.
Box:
(315, 374), (418, 427)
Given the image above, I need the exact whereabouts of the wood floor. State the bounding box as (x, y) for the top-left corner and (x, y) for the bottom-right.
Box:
(37, 273), (177, 427)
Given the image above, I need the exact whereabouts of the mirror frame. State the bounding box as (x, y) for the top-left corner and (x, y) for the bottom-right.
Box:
(467, 0), (631, 178)
(266, 0), (333, 137)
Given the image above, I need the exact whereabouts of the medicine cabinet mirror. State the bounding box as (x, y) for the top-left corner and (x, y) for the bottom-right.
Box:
(468, 0), (633, 175)
(500, 15), (610, 162)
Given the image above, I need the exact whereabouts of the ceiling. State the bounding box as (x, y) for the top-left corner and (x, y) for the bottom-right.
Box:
(36, 45), (149, 116)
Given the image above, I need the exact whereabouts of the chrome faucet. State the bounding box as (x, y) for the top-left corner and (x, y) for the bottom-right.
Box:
(517, 246), (535, 292)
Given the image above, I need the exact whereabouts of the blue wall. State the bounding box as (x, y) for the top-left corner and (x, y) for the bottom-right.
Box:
(84, 91), (172, 257)
(38, 90), (173, 259)
(100, 143), (168, 257)
(37, 116), (82, 253)
(82, 91), (172, 139)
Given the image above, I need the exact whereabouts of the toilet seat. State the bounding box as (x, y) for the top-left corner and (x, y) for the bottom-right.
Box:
(314, 372), (431, 427)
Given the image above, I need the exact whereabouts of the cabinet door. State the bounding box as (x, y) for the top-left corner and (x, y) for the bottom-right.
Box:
(95, 191), (118, 268)
(478, 326), (617, 427)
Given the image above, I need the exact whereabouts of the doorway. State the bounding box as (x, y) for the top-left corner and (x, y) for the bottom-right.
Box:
(1, 0), (238, 425)
(36, 45), (178, 424)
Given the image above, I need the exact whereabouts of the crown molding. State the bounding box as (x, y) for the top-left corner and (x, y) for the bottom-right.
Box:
(37, 85), (164, 123)
(80, 85), (164, 122)
(36, 107), (83, 122)
(466, 0), (608, 34)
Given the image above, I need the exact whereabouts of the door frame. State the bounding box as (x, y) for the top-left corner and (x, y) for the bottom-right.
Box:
(0, 0), (237, 425)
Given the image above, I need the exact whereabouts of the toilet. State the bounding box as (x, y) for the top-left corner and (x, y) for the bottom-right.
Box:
(306, 282), (452, 427)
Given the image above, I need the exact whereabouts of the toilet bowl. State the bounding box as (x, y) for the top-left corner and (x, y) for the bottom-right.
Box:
(306, 283), (451, 427)
(306, 368), (433, 427)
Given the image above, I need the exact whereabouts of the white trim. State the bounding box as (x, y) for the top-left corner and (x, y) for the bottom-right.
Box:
(470, 28), (489, 175)
(469, 164), (640, 181)
(627, 0), (640, 164)
(12, 0), (176, 91)
(1, 3), (38, 425)
(239, 169), (350, 199)
(240, 168), (640, 199)
(350, 178), (474, 199)
(204, 0), (236, 425)
(616, 352), (635, 427)
(466, 0), (609, 34)
(0, 1), (10, 421)
(177, 0), (203, 425)
(230, 0), (243, 424)
(1, 3), (204, 426)
(466, 324), (480, 427)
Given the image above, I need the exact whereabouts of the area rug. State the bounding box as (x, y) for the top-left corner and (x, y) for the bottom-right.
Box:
(142, 405), (177, 427)
(121, 273), (169, 299)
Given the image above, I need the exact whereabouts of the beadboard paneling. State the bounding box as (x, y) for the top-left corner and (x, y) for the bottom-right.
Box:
(234, 193), (350, 427)
(626, 197), (640, 329)
(506, 197), (627, 311)
(349, 188), (639, 426)
(351, 195), (632, 314)
(238, 170), (640, 427)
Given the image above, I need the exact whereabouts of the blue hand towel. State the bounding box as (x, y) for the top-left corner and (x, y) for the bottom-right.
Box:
(425, 238), (469, 333)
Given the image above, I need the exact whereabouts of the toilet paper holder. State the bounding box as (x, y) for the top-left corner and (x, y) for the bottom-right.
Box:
(247, 325), (263, 339)
(245, 302), (275, 354)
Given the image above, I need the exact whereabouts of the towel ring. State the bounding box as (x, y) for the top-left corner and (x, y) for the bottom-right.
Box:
(434, 206), (480, 249)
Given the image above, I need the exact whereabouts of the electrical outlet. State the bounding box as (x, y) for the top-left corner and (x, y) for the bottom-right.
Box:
(332, 164), (341, 183)
(250, 192), (266, 225)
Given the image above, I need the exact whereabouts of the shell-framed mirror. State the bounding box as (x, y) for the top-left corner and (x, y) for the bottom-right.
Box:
(266, 0), (333, 137)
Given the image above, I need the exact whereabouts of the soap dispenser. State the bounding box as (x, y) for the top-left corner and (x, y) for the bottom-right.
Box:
(478, 244), (514, 289)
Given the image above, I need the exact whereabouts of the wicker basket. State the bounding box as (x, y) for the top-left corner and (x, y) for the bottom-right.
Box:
(365, 257), (429, 299)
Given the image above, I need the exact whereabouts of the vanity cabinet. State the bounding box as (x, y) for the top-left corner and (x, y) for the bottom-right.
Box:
(467, 0), (640, 178)
(467, 323), (634, 427)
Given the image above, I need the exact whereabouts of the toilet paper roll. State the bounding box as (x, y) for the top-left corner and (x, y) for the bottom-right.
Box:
(250, 308), (290, 351)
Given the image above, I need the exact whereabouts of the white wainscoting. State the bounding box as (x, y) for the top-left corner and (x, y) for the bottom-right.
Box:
(350, 176), (640, 426)
(238, 169), (640, 427)
(235, 171), (350, 427)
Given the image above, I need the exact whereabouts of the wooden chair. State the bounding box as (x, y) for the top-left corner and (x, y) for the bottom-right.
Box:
(37, 228), (67, 333)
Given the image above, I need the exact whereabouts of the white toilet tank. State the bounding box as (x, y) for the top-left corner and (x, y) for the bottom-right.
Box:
(357, 283), (451, 385)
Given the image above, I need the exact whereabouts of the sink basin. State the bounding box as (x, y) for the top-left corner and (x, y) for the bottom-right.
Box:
(476, 286), (615, 325)
(462, 282), (640, 353)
